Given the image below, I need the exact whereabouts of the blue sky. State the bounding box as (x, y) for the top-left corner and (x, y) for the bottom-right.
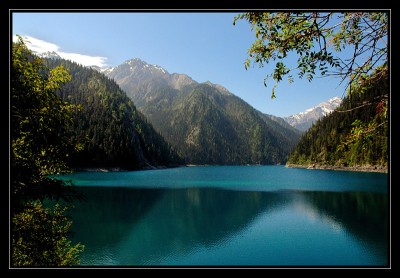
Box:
(12, 11), (351, 117)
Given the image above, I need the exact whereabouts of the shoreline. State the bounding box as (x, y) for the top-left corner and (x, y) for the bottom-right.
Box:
(285, 163), (388, 173)
(73, 165), (171, 172)
(73, 167), (127, 172)
(73, 164), (388, 174)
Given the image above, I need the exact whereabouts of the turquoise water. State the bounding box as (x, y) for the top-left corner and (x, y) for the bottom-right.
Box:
(62, 165), (389, 267)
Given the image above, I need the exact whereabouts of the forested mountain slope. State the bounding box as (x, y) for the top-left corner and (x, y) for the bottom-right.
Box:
(45, 58), (181, 169)
(287, 66), (388, 169)
(105, 58), (301, 165)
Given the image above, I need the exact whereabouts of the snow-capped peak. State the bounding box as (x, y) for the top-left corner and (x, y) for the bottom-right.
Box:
(284, 96), (342, 131)
(121, 58), (168, 74)
(100, 67), (114, 74)
(37, 50), (62, 59)
(153, 64), (166, 74)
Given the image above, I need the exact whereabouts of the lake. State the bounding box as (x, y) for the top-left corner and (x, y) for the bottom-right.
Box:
(61, 165), (389, 267)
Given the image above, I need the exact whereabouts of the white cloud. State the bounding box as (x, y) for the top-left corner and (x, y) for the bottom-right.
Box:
(13, 35), (108, 67)
(60, 52), (108, 68)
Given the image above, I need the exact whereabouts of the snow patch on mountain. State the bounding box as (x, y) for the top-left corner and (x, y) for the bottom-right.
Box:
(284, 97), (342, 131)
(38, 51), (62, 59)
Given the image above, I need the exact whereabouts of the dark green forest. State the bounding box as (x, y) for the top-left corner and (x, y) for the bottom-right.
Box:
(287, 66), (388, 168)
(107, 59), (301, 165)
(44, 59), (181, 169)
(138, 83), (300, 164)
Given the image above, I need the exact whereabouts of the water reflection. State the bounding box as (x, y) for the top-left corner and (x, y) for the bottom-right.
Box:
(303, 191), (388, 263)
(70, 186), (388, 266)
(70, 187), (163, 248)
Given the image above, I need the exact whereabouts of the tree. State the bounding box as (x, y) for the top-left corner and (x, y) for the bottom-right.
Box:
(234, 12), (388, 98)
(234, 12), (388, 157)
(11, 36), (84, 267)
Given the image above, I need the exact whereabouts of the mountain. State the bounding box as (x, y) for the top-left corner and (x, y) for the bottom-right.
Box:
(102, 58), (301, 165)
(44, 58), (181, 170)
(102, 58), (196, 107)
(258, 112), (302, 144)
(287, 66), (388, 168)
(284, 97), (343, 131)
(37, 50), (62, 60)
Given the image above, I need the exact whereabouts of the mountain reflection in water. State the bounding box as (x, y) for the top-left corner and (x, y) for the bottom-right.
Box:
(70, 186), (388, 266)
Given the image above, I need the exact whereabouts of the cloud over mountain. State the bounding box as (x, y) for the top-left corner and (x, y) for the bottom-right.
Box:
(13, 35), (108, 67)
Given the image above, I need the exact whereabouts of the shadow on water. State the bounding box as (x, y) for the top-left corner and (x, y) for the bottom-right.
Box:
(302, 190), (388, 263)
(70, 186), (388, 266)
(70, 187), (164, 248)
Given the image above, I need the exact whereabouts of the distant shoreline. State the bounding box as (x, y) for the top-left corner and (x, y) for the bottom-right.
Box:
(73, 164), (388, 174)
(73, 167), (127, 172)
(285, 163), (388, 173)
(73, 165), (170, 172)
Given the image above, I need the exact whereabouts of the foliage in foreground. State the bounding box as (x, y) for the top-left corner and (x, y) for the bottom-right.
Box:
(11, 36), (84, 267)
(234, 12), (388, 99)
(12, 203), (84, 267)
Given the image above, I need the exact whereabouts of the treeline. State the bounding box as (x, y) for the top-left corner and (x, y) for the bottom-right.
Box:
(44, 59), (181, 169)
(287, 66), (388, 168)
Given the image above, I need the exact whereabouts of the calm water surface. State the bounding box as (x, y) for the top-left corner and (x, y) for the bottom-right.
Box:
(62, 166), (389, 266)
